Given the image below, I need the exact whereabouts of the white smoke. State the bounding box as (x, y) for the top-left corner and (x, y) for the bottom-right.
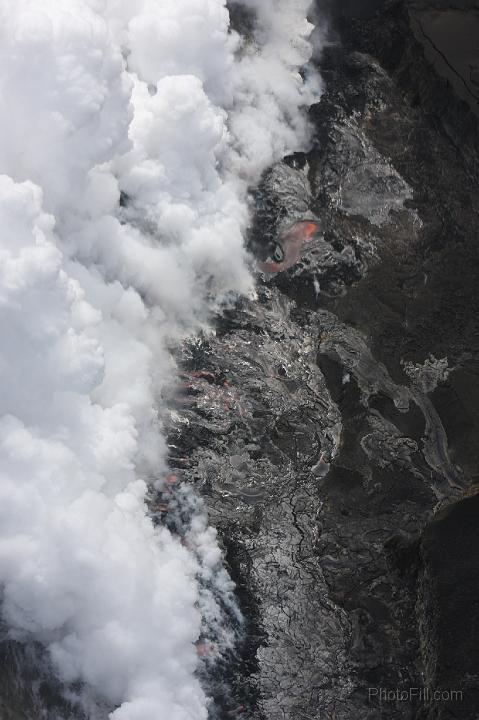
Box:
(0, 1), (320, 718)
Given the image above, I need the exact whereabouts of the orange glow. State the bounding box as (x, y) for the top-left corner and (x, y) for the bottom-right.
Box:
(195, 642), (216, 656)
(302, 221), (318, 238)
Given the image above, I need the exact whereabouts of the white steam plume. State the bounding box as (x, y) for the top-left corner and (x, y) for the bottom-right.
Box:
(0, 1), (320, 718)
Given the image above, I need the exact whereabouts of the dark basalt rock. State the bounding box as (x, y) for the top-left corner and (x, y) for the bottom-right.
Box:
(417, 493), (479, 718)
(166, 2), (479, 718)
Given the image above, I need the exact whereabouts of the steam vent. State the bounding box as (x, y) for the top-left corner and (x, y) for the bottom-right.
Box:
(0, 1), (478, 719)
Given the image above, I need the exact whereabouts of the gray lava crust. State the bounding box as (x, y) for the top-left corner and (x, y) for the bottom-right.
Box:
(167, 2), (479, 718)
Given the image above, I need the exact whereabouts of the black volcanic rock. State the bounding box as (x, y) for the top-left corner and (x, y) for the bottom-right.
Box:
(168, 1), (479, 717)
(409, 4), (479, 120)
(418, 494), (479, 718)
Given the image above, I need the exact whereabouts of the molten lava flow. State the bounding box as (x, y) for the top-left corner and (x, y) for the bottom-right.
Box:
(259, 219), (321, 273)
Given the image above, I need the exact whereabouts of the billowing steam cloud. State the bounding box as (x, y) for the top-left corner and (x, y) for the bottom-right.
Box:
(0, 1), (319, 718)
